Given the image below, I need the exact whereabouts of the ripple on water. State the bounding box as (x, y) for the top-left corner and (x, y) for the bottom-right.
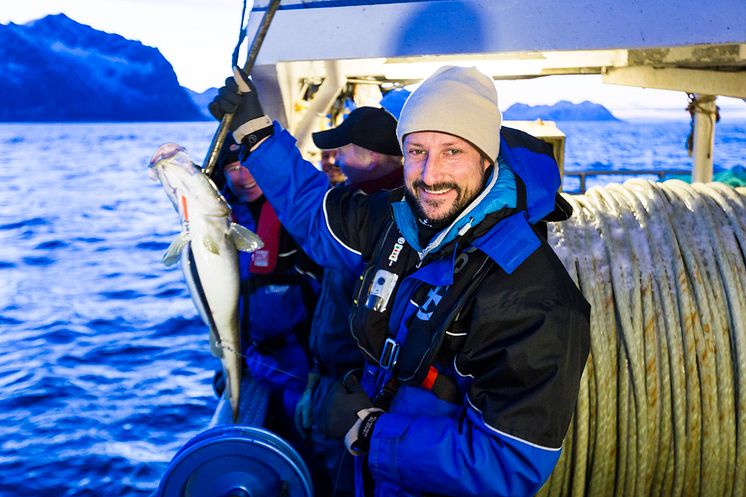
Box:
(0, 374), (88, 411)
(0, 314), (22, 326)
(155, 287), (184, 299)
(151, 316), (204, 337)
(85, 317), (134, 331)
(72, 236), (105, 244)
(0, 369), (36, 390)
(43, 327), (82, 346)
(34, 319), (77, 332)
(0, 217), (50, 231)
(1, 447), (163, 496)
(34, 240), (70, 250)
(21, 256), (56, 267)
(138, 272), (162, 280)
(82, 342), (167, 364)
(135, 240), (170, 251)
(99, 289), (145, 300)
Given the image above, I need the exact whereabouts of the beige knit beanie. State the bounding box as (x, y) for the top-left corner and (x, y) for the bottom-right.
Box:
(396, 66), (501, 162)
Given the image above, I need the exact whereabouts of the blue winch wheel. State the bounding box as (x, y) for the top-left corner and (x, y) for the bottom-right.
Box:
(157, 425), (313, 497)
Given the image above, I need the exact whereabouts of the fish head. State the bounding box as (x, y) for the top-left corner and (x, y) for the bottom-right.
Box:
(148, 143), (231, 218)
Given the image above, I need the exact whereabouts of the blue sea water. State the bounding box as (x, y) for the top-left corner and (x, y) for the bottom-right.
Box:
(0, 120), (743, 496)
(560, 119), (746, 191)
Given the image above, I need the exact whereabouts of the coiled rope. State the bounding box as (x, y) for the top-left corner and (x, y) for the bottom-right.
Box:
(540, 179), (746, 497)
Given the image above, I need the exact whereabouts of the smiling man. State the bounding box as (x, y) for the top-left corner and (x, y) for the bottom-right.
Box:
(224, 159), (264, 203)
(210, 65), (591, 497)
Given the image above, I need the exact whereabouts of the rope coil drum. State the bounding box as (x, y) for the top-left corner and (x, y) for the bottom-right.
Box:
(542, 179), (746, 497)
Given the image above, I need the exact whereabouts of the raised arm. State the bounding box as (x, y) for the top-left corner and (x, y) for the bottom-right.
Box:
(246, 124), (389, 271)
(209, 69), (384, 271)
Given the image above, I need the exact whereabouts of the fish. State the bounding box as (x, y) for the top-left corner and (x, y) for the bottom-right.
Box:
(148, 142), (263, 421)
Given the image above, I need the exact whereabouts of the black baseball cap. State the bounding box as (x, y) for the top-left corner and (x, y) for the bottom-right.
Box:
(312, 106), (402, 156)
(210, 134), (242, 191)
(216, 134), (242, 167)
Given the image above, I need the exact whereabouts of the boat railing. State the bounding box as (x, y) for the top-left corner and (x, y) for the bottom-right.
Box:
(563, 169), (692, 194)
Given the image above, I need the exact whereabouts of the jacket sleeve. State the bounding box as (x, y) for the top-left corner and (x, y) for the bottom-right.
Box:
(367, 407), (560, 497)
(245, 123), (385, 271)
(367, 252), (590, 496)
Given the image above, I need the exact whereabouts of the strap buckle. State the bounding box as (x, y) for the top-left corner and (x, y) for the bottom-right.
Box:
(379, 338), (400, 370)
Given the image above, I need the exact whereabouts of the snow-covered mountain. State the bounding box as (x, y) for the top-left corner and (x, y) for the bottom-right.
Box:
(504, 100), (620, 121)
(0, 14), (207, 122)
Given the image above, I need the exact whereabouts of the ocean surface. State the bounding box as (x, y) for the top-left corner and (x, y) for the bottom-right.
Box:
(0, 120), (744, 496)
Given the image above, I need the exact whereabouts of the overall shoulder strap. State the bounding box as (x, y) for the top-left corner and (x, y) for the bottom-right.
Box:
(249, 202), (282, 274)
(394, 247), (495, 385)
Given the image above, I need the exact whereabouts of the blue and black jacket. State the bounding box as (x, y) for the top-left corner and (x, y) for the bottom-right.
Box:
(244, 122), (590, 497)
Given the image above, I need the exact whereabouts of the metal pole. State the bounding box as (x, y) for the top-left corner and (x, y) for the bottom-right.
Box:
(294, 60), (346, 156)
(691, 94), (717, 183)
(203, 0), (282, 177)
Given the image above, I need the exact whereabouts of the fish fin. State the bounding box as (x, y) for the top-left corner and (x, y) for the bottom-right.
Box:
(161, 232), (189, 266)
(203, 236), (220, 255)
(230, 223), (264, 253)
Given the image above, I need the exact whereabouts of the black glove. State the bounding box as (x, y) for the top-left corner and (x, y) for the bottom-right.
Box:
(316, 371), (374, 439)
(208, 67), (273, 147)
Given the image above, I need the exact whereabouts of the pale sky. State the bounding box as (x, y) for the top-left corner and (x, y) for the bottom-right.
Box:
(4, 0), (745, 120)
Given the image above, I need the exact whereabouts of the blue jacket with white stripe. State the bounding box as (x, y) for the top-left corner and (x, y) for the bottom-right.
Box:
(244, 122), (590, 497)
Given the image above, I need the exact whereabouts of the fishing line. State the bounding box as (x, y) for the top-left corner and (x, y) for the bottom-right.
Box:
(539, 180), (746, 497)
(216, 342), (309, 383)
(231, 0), (250, 68)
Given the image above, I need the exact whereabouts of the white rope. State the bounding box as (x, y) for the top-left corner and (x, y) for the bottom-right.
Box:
(537, 180), (746, 497)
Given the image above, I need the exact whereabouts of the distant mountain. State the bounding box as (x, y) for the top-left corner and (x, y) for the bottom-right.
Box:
(186, 87), (218, 120)
(503, 100), (620, 121)
(0, 14), (207, 122)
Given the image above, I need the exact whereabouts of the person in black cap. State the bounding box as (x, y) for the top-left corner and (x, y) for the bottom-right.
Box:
(312, 106), (403, 188)
(294, 105), (403, 497)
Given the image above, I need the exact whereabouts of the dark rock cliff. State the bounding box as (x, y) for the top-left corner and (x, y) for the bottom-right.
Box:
(0, 14), (206, 122)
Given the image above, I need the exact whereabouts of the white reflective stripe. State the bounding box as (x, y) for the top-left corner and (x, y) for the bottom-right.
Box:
(446, 331), (468, 336)
(323, 188), (362, 256)
(453, 357), (474, 378)
(293, 264), (320, 282)
(466, 395), (561, 452)
(233, 115), (273, 142)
